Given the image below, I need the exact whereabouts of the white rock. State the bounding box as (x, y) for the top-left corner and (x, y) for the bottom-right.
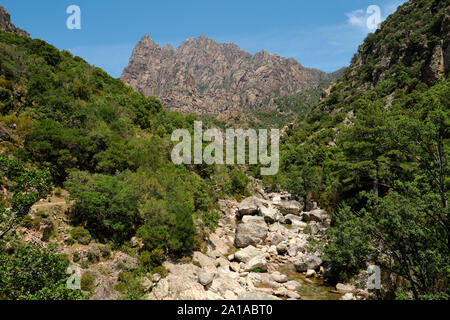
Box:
(305, 269), (316, 278)
(234, 245), (261, 263)
(277, 201), (304, 215)
(285, 280), (301, 291)
(260, 206), (278, 223)
(303, 209), (329, 223)
(336, 283), (355, 293)
(198, 271), (215, 286)
(286, 290), (301, 299)
(294, 253), (322, 272)
(152, 273), (161, 282)
(230, 262), (240, 273)
(271, 273), (288, 283)
(340, 292), (356, 300)
(234, 217), (268, 248)
(142, 278), (154, 292)
(244, 256), (268, 272)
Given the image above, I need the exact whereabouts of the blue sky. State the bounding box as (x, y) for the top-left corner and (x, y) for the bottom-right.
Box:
(2, 0), (407, 78)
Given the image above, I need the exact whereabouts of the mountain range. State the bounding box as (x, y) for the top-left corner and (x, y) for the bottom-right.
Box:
(121, 34), (338, 114)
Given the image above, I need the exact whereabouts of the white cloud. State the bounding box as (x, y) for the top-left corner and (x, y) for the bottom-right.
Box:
(346, 1), (409, 32)
(346, 9), (367, 29)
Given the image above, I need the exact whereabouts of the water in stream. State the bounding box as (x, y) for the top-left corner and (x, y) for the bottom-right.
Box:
(279, 264), (342, 300)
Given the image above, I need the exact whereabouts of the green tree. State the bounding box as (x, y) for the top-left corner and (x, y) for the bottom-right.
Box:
(0, 245), (85, 300)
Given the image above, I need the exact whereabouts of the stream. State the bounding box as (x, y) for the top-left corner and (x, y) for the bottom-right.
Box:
(279, 264), (342, 300)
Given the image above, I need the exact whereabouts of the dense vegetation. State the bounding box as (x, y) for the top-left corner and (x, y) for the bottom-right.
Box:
(258, 0), (449, 299)
(0, 29), (251, 299)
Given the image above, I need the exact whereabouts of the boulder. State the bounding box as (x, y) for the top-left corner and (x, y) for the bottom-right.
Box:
(285, 280), (302, 291)
(294, 253), (322, 272)
(284, 214), (306, 227)
(234, 245), (261, 263)
(277, 200), (303, 215)
(247, 273), (280, 289)
(234, 217), (268, 248)
(152, 273), (161, 282)
(305, 269), (316, 278)
(130, 236), (140, 248)
(198, 271), (215, 286)
(241, 215), (265, 224)
(276, 242), (288, 255)
(267, 245), (278, 257)
(286, 290), (301, 299)
(209, 272), (246, 298)
(340, 292), (356, 300)
(113, 252), (138, 271)
(259, 206), (278, 223)
(267, 232), (287, 246)
(150, 262), (211, 300)
(236, 197), (266, 218)
(230, 262), (240, 272)
(287, 244), (298, 257)
(336, 283), (355, 293)
(150, 278), (170, 299)
(271, 273), (288, 283)
(244, 256), (268, 272)
(304, 201), (318, 212)
(142, 278), (154, 292)
(209, 232), (231, 256)
(303, 209), (329, 223)
(238, 292), (281, 300)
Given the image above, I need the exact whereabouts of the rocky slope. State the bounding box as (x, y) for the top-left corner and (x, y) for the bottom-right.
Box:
(0, 5), (29, 37)
(316, 0), (449, 116)
(121, 34), (330, 114)
(147, 187), (369, 301)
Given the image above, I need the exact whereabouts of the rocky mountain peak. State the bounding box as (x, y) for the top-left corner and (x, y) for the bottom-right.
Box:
(121, 34), (331, 114)
(0, 5), (29, 37)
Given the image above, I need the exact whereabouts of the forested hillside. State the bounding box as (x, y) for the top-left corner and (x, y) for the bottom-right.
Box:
(256, 0), (449, 299)
(0, 29), (250, 299)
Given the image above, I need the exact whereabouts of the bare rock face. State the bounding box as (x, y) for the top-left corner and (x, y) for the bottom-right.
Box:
(0, 6), (29, 37)
(121, 34), (329, 114)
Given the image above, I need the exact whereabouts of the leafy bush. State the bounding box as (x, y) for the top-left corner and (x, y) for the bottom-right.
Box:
(80, 272), (95, 293)
(0, 245), (84, 300)
(202, 211), (221, 230)
(152, 266), (169, 279)
(70, 226), (91, 244)
(65, 171), (141, 244)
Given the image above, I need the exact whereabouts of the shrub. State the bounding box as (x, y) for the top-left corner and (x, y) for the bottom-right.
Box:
(192, 260), (201, 268)
(65, 238), (75, 246)
(138, 251), (152, 272)
(202, 211), (221, 230)
(152, 266), (168, 279)
(20, 215), (33, 229)
(80, 272), (95, 293)
(54, 187), (62, 197)
(70, 226), (91, 244)
(0, 245), (84, 300)
(72, 252), (80, 263)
